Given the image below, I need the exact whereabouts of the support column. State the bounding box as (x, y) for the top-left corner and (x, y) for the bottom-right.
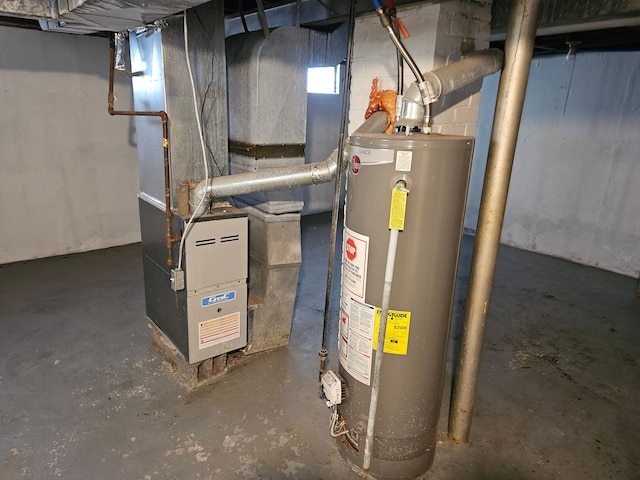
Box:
(448, 0), (542, 444)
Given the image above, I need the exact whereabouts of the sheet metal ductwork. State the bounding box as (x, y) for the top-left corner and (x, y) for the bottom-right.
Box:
(0, 0), (425, 35)
(1, 0), (215, 34)
(225, 26), (316, 214)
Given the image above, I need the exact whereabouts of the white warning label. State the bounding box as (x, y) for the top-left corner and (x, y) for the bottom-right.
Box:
(395, 150), (413, 171)
(351, 145), (394, 165)
(338, 292), (375, 386)
(342, 227), (369, 301)
(199, 312), (240, 350)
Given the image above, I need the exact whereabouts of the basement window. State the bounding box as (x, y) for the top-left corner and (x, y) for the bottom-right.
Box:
(307, 65), (341, 94)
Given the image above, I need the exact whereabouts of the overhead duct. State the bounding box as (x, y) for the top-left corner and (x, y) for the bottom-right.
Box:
(1, 0), (429, 35)
(225, 26), (315, 214)
(1, 0), (216, 34)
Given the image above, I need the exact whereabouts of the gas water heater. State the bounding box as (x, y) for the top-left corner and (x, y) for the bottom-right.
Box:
(332, 132), (473, 479)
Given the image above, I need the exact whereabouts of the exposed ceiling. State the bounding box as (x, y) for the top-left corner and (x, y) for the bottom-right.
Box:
(223, 0), (297, 17)
(490, 0), (640, 53)
(0, 0), (639, 53)
(492, 25), (640, 55)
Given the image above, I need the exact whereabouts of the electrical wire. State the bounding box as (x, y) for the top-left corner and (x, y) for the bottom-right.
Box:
(177, 9), (211, 271)
(192, 8), (225, 176)
(330, 406), (349, 438)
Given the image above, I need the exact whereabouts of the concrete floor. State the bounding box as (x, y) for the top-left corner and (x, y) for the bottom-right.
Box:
(1, 213), (639, 480)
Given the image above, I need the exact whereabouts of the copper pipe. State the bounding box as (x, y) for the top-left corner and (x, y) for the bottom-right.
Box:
(107, 35), (180, 267)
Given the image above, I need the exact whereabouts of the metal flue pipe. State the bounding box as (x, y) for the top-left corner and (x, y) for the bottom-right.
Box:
(397, 49), (503, 128)
(448, 0), (542, 444)
(189, 46), (502, 213)
(403, 49), (504, 105)
(189, 112), (389, 214)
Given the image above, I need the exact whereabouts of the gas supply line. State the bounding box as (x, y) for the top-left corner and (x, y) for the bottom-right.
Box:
(370, 0), (503, 133)
(371, 0), (432, 131)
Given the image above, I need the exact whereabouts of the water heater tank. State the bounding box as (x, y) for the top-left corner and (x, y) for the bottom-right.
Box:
(336, 132), (473, 479)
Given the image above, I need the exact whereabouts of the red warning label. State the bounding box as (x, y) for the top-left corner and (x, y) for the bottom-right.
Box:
(346, 237), (357, 261)
(351, 155), (361, 175)
(343, 227), (369, 301)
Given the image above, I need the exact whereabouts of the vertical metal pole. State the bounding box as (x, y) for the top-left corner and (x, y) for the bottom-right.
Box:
(448, 0), (542, 444)
(319, 0), (357, 378)
(255, 0), (270, 38)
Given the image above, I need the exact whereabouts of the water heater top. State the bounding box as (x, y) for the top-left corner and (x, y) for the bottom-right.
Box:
(350, 132), (473, 151)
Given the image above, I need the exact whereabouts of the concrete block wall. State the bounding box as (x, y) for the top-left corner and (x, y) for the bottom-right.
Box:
(348, 1), (491, 137)
(431, 0), (491, 136)
(348, 3), (438, 135)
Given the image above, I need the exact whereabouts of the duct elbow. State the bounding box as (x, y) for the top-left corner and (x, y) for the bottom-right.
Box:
(398, 48), (504, 129)
(311, 160), (334, 185)
(190, 180), (211, 215)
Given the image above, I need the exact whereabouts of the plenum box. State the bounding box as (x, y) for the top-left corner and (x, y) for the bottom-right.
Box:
(241, 204), (302, 354)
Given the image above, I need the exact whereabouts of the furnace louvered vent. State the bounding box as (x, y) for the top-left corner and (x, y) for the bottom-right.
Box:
(195, 235), (241, 246)
(195, 238), (216, 247)
(221, 235), (240, 243)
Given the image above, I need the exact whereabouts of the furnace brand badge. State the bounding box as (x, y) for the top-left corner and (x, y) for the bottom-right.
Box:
(201, 290), (236, 307)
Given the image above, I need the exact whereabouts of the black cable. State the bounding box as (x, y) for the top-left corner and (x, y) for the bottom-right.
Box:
(192, 7), (225, 177)
(319, 0), (357, 380)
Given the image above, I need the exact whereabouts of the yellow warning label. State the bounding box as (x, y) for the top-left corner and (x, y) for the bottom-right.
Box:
(389, 188), (407, 230)
(373, 308), (411, 355)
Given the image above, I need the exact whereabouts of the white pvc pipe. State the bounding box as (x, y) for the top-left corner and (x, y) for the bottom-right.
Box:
(363, 214), (402, 471)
